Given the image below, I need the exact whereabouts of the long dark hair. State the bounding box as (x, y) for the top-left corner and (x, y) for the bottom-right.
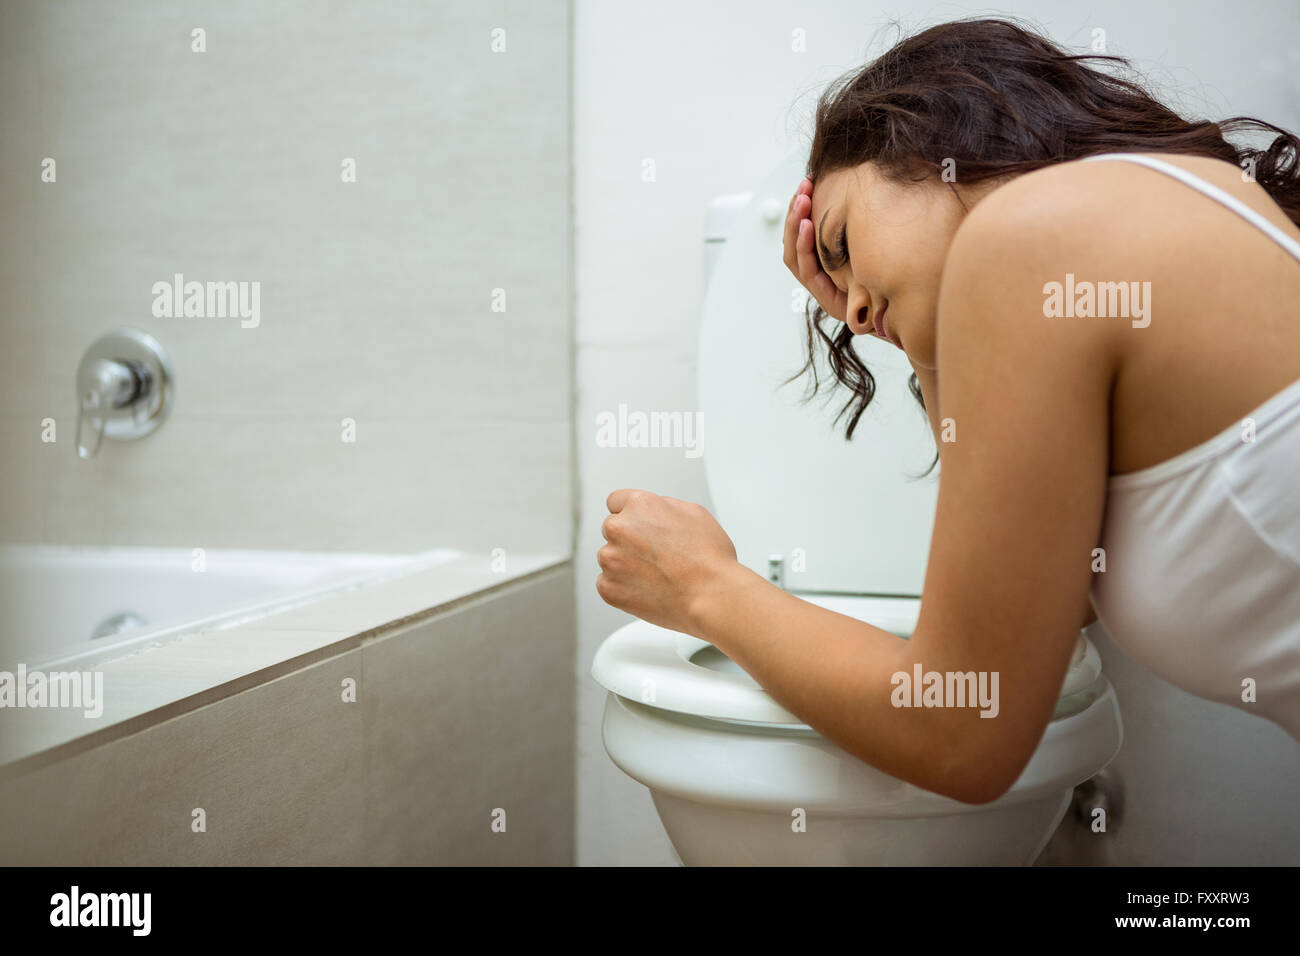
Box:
(792, 16), (1300, 458)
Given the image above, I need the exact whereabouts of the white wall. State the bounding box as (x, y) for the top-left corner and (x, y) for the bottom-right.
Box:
(574, 0), (1300, 865)
(0, 0), (572, 556)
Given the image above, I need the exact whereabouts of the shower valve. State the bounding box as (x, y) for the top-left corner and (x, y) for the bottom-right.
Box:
(75, 329), (174, 459)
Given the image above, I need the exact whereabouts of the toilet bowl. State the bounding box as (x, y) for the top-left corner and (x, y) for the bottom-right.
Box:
(593, 594), (1123, 865)
(592, 150), (1123, 865)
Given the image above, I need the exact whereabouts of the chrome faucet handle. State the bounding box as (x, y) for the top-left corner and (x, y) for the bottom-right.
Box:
(76, 358), (141, 458)
(74, 329), (174, 459)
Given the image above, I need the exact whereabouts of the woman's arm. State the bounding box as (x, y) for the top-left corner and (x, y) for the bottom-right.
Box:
(911, 279), (1098, 633)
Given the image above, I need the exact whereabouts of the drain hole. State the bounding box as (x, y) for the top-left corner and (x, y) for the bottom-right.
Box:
(90, 611), (149, 640)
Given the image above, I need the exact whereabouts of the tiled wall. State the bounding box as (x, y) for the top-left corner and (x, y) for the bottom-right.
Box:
(0, 0), (573, 555)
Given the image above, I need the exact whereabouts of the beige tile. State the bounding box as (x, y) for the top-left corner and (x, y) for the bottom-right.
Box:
(4, 0), (572, 556)
(0, 648), (365, 865)
(0, 415), (54, 544)
(0, 564), (575, 865)
(361, 567), (575, 864)
(0, 627), (352, 766)
(1, 551), (564, 768)
(41, 419), (572, 554)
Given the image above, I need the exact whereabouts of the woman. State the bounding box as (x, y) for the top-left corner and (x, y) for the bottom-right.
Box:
(595, 17), (1300, 803)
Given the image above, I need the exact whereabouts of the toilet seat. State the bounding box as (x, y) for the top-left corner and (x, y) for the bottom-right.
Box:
(591, 593), (1101, 729)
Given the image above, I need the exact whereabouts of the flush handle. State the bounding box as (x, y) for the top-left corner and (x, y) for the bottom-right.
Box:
(767, 554), (785, 589)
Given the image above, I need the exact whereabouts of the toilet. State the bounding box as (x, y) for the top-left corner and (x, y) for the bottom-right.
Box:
(591, 150), (1124, 866)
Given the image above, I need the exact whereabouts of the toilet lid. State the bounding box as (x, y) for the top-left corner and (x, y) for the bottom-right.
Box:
(698, 150), (939, 595)
(592, 594), (1100, 727)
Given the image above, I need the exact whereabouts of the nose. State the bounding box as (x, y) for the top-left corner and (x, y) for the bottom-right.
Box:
(845, 288), (875, 336)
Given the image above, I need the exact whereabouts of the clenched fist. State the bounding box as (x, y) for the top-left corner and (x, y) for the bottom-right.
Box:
(595, 489), (739, 635)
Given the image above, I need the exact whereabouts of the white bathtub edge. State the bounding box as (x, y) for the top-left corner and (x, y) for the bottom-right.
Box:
(0, 552), (569, 777)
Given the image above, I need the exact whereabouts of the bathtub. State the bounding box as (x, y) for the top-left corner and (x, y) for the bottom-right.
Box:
(0, 545), (456, 670)
(0, 544), (574, 864)
(0, 543), (564, 773)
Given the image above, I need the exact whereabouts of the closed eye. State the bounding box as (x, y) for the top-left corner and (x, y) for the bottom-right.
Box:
(817, 215), (851, 274)
(834, 226), (850, 269)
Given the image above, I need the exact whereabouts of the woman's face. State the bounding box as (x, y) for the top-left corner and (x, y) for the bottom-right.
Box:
(808, 162), (984, 370)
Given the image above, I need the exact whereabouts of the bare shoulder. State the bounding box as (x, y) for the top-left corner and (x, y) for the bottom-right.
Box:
(938, 151), (1295, 361)
(935, 160), (1162, 372)
(948, 151), (1293, 267)
(949, 155), (1197, 263)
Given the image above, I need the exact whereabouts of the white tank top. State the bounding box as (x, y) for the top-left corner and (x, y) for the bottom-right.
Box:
(1082, 153), (1300, 743)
